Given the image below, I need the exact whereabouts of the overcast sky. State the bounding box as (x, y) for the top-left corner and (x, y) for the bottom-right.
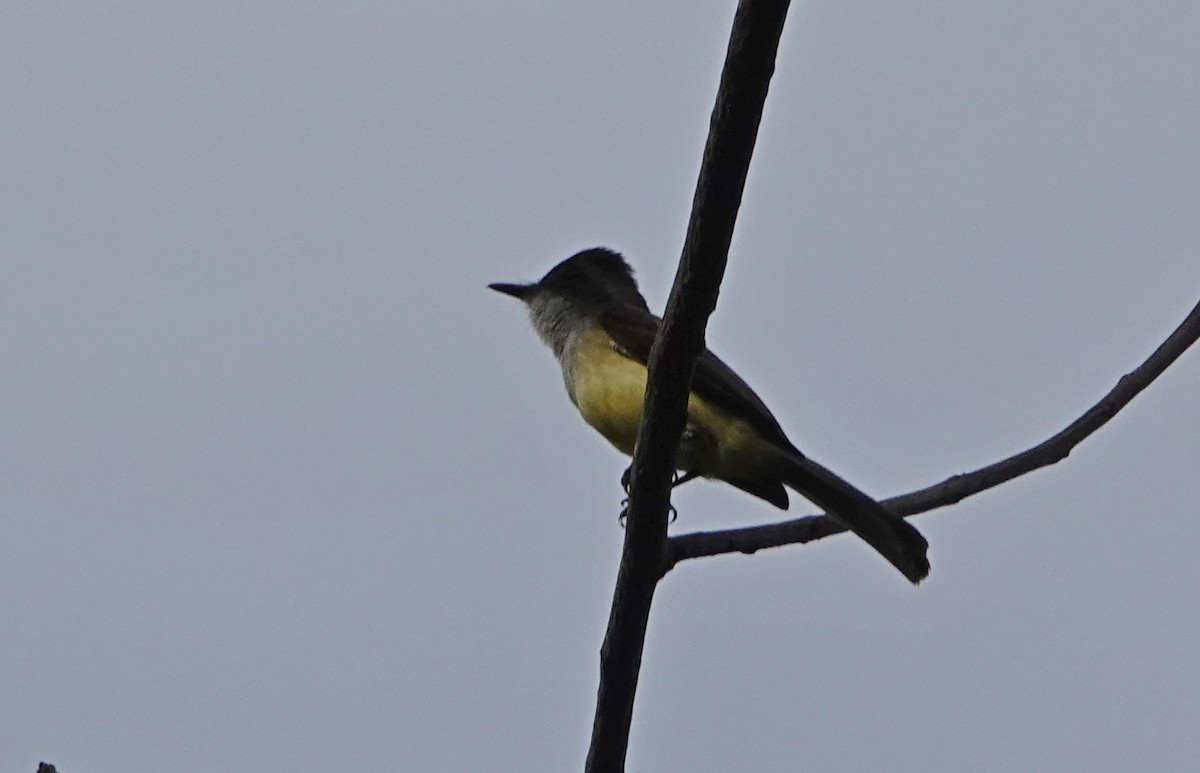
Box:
(3, 2), (1199, 771)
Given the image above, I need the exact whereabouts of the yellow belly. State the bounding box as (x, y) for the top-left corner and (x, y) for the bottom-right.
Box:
(567, 327), (770, 476)
(569, 329), (648, 456)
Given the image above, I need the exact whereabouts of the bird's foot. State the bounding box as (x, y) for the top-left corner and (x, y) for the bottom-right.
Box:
(617, 499), (678, 526)
(617, 467), (686, 525)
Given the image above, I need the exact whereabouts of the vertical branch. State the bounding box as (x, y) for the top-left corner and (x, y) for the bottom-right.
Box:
(584, 2), (792, 771)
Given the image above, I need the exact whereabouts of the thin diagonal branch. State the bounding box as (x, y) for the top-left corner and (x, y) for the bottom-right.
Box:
(667, 295), (1200, 569)
(585, 2), (792, 771)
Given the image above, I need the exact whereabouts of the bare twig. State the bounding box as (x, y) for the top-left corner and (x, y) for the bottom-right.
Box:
(667, 296), (1200, 570)
(585, 2), (792, 771)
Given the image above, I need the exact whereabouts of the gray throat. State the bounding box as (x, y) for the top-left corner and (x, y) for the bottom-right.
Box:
(525, 292), (594, 400)
(526, 292), (589, 360)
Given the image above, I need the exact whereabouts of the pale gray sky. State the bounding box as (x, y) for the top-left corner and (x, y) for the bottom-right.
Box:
(3, 2), (1199, 771)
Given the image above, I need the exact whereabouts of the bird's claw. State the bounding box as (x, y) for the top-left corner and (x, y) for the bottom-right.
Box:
(618, 467), (685, 525)
(617, 498), (678, 526)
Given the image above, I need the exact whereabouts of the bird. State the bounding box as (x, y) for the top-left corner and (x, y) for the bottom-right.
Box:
(489, 247), (929, 583)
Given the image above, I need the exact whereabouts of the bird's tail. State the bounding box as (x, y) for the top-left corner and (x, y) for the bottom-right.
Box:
(772, 450), (930, 584)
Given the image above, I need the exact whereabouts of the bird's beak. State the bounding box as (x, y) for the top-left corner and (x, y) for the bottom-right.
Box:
(488, 282), (535, 300)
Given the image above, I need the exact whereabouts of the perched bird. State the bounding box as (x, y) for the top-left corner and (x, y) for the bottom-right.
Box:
(490, 247), (929, 583)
